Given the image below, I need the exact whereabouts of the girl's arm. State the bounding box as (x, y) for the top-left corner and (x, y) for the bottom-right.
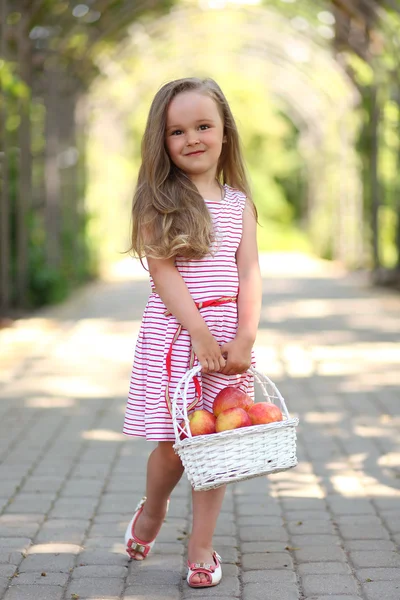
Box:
(147, 257), (226, 373)
(221, 201), (262, 374)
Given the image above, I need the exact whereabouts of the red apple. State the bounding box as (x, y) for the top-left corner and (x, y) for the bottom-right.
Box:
(187, 409), (216, 436)
(213, 386), (254, 417)
(215, 407), (252, 433)
(247, 402), (283, 425)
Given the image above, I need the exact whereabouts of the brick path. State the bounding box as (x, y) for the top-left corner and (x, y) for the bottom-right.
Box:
(0, 253), (399, 600)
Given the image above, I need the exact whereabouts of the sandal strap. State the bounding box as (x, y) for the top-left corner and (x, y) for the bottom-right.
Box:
(126, 497), (153, 558)
(125, 496), (170, 560)
(188, 562), (216, 572)
(134, 496), (147, 512)
(126, 537), (151, 558)
(187, 551), (221, 572)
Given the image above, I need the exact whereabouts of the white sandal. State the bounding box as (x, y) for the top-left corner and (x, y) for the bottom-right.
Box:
(124, 496), (169, 560)
(186, 551), (222, 588)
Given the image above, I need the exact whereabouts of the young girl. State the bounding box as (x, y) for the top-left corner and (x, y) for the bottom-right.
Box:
(122, 77), (262, 588)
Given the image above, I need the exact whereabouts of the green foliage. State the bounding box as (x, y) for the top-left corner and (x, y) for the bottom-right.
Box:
(249, 168), (294, 224)
(27, 210), (97, 307)
(345, 54), (374, 87)
(257, 220), (311, 253)
(379, 206), (398, 268)
(0, 60), (29, 98)
(28, 244), (69, 306)
(349, 53), (400, 268)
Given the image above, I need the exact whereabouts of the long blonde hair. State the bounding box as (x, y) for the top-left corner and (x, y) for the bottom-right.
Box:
(129, 77), (255, 260)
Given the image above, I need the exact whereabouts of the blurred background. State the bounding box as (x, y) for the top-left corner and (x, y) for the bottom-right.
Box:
(0, 0), (399, 316)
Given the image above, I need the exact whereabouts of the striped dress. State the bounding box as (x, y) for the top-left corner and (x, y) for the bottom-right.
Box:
(123, 185), (256, 441)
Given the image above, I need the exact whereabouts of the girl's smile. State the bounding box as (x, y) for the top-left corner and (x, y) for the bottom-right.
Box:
(185, 150), (205, 156)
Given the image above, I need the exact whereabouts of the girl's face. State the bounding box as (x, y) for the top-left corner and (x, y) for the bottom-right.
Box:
(165, 91), (225, 180)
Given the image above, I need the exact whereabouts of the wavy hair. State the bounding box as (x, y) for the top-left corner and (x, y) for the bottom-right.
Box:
(129, 77), (255, 260)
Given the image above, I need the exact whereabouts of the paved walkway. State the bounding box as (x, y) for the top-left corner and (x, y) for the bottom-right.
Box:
(0, 253), (399, 600)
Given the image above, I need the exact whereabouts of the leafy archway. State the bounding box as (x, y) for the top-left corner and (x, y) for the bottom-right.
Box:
(87, 4), (361, 266)
(1, 0), (400, 313)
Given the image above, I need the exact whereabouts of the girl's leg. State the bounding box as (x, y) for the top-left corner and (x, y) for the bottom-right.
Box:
(187, 485), (226, 584)
(131, 441), (184, 560)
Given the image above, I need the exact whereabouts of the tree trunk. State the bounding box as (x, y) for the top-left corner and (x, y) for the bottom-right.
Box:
(0, 0), (10, 313)
(44, 67), (61, 269)
(16, 1), (32, 307)
(370, 84), (380, 269)
(396, 96), (400, 270)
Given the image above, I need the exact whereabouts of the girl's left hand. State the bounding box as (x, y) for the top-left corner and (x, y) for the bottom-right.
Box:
(220, 339), (252, 375)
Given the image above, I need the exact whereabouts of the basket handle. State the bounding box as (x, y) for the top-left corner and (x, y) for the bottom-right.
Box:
(172, 365), (291, 443)
(249, 366), (291, 420)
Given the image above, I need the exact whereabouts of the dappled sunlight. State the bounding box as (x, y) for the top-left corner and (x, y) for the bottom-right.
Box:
(281, 345), (314, 377)
(326, 459), (357, 471)
(317, 360), (370, 376)
(271, 485), (325, 499)
(257, 253), (347, 278)
(254, 345), (284, 377)
(311, 343), (400, 363)
(255, 339), (398, 391)
(25, 396), (76, 409)
(360, 479), (400, 497)
(270, 456), (400, 499)
(83, 429), (126, 442)
(37, 376), (110, 399)
(53, 319), (141, 365)
(0, 318), (62, 385)
(303, 412), (343, 425)
(339, 365), (399, 392)
(378, 452), (400, 467)
(346, 455), (372, 470)
(354, 423), (398, 439)
(0, 318), (60, 346)
(331, 475), (366, 497)
(262, 297), (398, 327)
(27, 543), (82, 555)
(270, 471), (325, 498)
(347, 311), (400, 334)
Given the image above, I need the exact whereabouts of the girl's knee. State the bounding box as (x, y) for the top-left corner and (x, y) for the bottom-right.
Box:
(158, 442), (183, 468)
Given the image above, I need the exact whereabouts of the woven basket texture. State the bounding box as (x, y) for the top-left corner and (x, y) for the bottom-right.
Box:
(172, 366), (299, 491)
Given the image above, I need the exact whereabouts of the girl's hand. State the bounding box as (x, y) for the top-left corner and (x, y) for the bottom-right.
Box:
(220, 339), (252, 375)
(191, 329), (226, 374)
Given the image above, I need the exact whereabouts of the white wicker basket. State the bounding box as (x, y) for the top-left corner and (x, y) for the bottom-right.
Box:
(172, 365), (299, 491)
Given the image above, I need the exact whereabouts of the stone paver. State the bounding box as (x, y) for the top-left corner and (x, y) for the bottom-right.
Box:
(4, 587), (64, 600)
(17, 553), (76, 573)
(125, 588), (180, 600)
(10, 573), (69, 585)
(67, 577), (125, 598)
(301, 573), (359, 596)
(303, 597), (362, 600)
(0, 254), (399, 600)
(362, 580), (400, 600)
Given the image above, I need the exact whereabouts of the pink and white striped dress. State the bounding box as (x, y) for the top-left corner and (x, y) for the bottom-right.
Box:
(123, 185), (255, 441)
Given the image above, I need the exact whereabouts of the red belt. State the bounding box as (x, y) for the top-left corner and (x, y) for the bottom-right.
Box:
(162, 295), (237, 416)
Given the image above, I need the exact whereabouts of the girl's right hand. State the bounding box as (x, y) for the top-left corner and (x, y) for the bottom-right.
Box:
(191, 329), (226, 373)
